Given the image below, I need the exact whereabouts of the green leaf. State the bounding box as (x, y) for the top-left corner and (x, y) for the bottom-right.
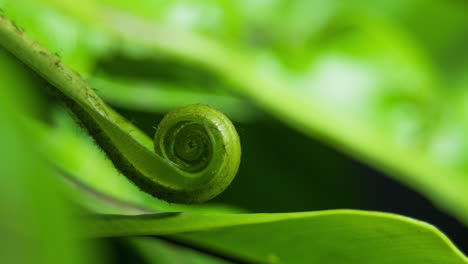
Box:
(87, 210), (468, 264)
(0, 47), (94, 264)
(90, 75), (260, 123)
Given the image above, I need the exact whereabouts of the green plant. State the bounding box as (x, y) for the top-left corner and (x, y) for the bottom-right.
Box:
(1, 0), (468, 263)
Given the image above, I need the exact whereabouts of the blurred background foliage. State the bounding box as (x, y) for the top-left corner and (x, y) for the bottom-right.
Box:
(1, 0), (468, 263)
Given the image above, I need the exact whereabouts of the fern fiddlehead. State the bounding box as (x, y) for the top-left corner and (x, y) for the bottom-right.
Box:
(0, 13), (241, 203)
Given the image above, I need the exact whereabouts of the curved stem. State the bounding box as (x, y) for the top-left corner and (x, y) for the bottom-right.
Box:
(0, 14), (241, 204)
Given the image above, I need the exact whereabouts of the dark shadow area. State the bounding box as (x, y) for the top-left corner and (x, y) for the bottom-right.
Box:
(102, 238), (148, 264)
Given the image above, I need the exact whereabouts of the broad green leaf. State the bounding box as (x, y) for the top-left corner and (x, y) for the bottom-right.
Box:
(0, 47), (94, 264)
(87, 210), (468, 264)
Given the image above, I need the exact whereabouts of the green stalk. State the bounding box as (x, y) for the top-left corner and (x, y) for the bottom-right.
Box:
(0, 13), (241, 204)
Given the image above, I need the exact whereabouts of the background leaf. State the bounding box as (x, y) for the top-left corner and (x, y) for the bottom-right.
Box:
(0, 47), (95, 264)
(88, 211), (468, 264)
